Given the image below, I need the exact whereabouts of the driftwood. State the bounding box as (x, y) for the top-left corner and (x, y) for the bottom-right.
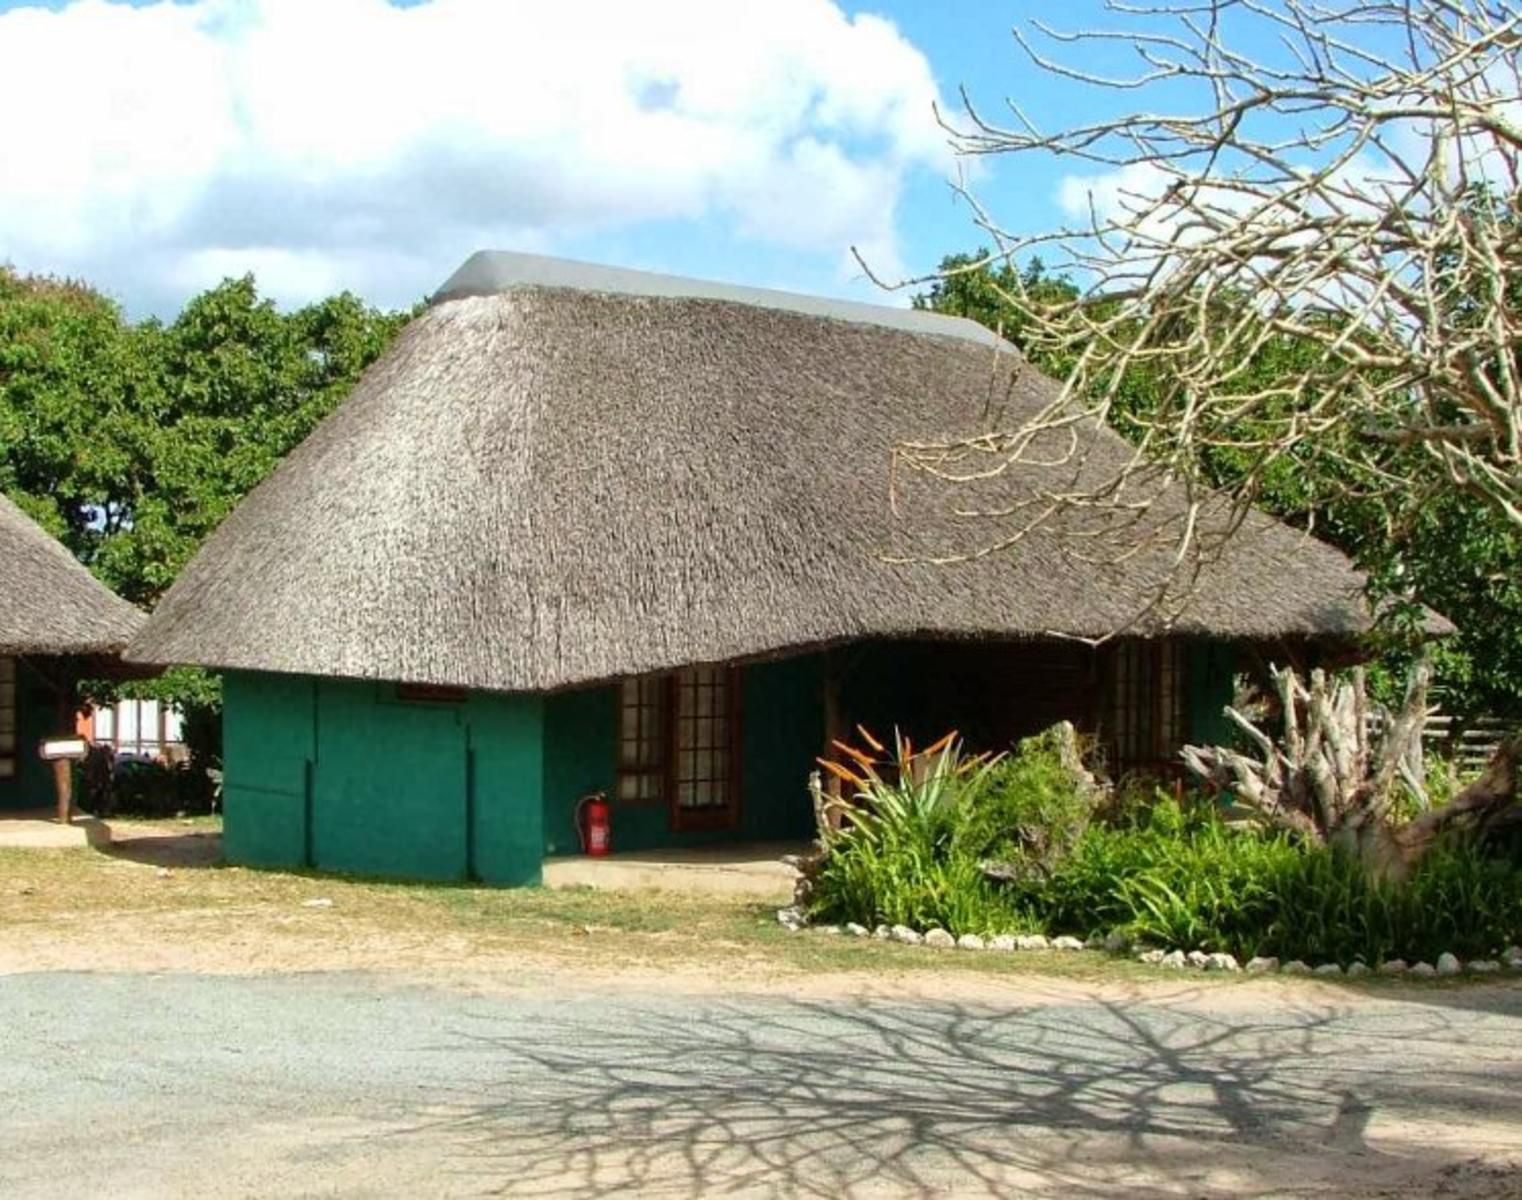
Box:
(1183, 663), (1520, 878)
(1400, 736), (1522, 859)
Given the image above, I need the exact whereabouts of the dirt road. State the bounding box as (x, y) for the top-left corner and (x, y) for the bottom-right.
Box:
(3, 968), (1520, 1198)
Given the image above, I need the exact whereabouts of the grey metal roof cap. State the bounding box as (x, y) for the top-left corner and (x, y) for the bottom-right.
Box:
(431, 250), (1007, 349)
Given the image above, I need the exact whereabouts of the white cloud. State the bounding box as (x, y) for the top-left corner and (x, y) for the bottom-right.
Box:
(1057, 162), (1172, 229)
(0, 0), (949, 312)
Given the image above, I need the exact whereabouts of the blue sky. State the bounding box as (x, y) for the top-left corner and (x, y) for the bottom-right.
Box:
(0, 0), (1181, 316)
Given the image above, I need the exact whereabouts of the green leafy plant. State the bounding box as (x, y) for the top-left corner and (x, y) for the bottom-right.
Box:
(810, 728), (1013, 932)
(952, 725), (1099, 879)
(1022, 799), (1522, 963)
(810, 722), (1522, 963)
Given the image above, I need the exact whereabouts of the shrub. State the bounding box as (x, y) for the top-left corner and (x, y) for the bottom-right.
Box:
(952, 726), (1098, 878)
(809, 721), (1522, 963)
(88, 758), (217, 818)
(809, 726), (1097, 934)
(1003, 798), (1284, 947)
(1018, 801), (1522, 963)
(810, 730), (1015, 932)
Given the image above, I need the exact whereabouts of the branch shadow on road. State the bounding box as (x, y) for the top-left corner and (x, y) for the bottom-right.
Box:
(397, 987), (1522, 1198)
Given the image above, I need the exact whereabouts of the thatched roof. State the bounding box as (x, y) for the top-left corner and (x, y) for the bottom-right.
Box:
(0, 492), (143, 656)
(129, 252), (1394, 692)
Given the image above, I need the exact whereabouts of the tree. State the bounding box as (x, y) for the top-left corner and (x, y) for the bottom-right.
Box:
(882, 2), (1520, 598)
(0, 269), (154, 556)
(921, 252), (1522, 720)
(0, 269), (412, 606)
(0, 268), (413, 735)
(913, 255), (1078, 355)
(892, 2), (1521, 861)
(1182, 662), (1519, 879)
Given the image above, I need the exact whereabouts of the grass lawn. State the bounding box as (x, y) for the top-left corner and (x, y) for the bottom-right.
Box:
(0, 827), (1480, 995)
(0, 826), (1169, 988)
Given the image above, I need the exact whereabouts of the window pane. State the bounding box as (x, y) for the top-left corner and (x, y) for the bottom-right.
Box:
(673, 666), (733, 811)
(616, 675), (666, 803)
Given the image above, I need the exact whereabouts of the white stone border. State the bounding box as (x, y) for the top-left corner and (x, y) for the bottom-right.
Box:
(777, 909), (1522, 978)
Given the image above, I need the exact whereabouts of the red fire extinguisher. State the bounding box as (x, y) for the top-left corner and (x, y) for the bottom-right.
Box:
(576, 791), (612, 857)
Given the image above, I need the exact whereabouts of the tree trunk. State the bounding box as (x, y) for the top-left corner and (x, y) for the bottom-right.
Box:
(1397, 736), (1522, 865)
(1184, 663), (1522, 879)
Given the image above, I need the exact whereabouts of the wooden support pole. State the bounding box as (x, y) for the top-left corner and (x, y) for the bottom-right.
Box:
(53, 758), (72, 825)
(54, 682), (74, 824)
(820, 651), (845, 825)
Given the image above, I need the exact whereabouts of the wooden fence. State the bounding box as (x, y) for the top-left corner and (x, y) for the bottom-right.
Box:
(1420, 714), (1515, 773)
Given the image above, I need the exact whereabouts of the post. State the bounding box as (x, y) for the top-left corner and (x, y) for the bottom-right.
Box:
(821, 650), (844, 816)
(50, 684), (78, 824)
(56, 688), (74, 824)
(53, 758), (72, 825)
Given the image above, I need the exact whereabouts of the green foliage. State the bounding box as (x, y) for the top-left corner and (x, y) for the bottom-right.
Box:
(1356, 490), (1522, 719)
(911, 253), (1077, 369)
(815, 842), (1007, 935)
(1021, 800), (1522, 964)
(917, 249), (1522, 721)
(952, 726), (1094, 876)
(810, 727), (1087, 934)
(0, 266), (414, 759)
(813, 722), (1522, 960)
(1007, 799), (1291, 949)
(812, 730), (1008, 931)
(0, 268), (414, 606)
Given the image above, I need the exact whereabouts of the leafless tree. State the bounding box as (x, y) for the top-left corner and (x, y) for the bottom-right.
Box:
(881, 0), (1519, 582)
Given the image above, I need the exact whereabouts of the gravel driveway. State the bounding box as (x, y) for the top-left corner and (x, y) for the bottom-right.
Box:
(3, 971), (1520, 1198)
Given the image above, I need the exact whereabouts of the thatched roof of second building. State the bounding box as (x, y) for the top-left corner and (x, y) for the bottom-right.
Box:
(128, 252), (1382, 692)
(0, 492), (144, 656)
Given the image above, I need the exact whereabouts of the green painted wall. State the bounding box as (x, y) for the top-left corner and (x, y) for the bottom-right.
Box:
(0, 659), (64, 811)
(542, 683), (616, 856)
(738, 653), (824, 841)
(1187, 642), (1236, 747)
(223, 641), (1233, 880)
(222, 671), (544, 883)
(541, 654), (825, 856)
(463, 687), (545, 885)
(222, 671), (315, 868)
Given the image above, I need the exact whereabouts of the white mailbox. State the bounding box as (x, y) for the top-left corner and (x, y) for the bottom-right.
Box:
(39, 737), (89, 762)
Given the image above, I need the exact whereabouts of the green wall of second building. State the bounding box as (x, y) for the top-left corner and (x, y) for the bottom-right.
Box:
(222, 653), (826, 880)
(222, 672), (545, 884)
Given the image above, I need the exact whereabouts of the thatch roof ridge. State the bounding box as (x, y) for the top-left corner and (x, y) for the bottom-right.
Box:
(0, 492), (144, 656)
(128, 258), (1387, 692)
(432, 250), (1004, 348)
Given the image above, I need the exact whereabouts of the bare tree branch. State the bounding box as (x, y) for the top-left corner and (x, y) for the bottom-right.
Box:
(878, 1), (1522, 622)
